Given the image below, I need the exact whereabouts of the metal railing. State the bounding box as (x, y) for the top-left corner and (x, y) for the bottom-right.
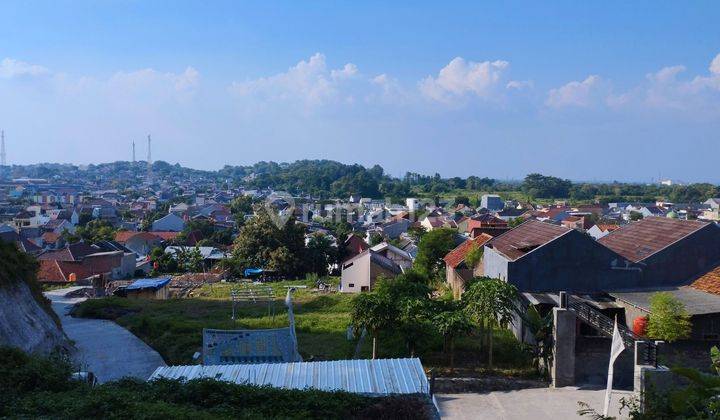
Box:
(565, 294), (657, 366)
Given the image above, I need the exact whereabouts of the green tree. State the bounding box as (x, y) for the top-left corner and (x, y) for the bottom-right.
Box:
(305, 234), (337, 276)
(374, 274), (432, 356)
(65, 219), (116, 243)
(230, 210), (307, 278)
(414, 228), (456, 280)
(647, 292), (692, 342)
(629, 211), (644, 221)
(229, 195), (254, 216)
(432, 300), (473, 371)
(350, 292), (399, 359)
(463, 277), (518, 368)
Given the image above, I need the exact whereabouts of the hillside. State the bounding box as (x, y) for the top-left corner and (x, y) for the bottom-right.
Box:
(0, 241), (70, 355)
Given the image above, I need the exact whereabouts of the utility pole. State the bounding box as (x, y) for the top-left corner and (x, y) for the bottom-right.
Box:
(147, 134), (153, 183)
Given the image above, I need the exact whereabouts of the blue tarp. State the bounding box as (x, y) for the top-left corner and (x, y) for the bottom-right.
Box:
(126, 277), (171, 291)
(244, 268), (263, 277)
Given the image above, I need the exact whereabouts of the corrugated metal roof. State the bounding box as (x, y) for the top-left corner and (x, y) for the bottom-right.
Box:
(149, 358), (429, 395)
(610, 286), (720, 315)
(487, 219), (571, 261)
(598, 217), (711, 263)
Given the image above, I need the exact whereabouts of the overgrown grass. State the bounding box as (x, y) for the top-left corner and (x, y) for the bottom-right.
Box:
(73, 280), (536, 376)
(0, 346), (432, 419)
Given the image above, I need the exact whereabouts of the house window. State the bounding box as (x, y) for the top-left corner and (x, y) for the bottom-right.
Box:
(349, 283), (355, 288)
(361, 286), (369, 292)
(343, 262), (354, 270)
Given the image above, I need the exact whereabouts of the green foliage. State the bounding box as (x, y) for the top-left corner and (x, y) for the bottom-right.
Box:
(432, 300), (473, 369)
(0, 241), (59, 327)
(150, 246), (179, 274)
(464, 243), (483, 269)
(368, 232), (384, 246)
(305, 234), (337, 276)
(350, 291), (399, 358)
(230, 210), (308, 278)
(522, 173), (572, 199)
(414, 228), (456, 279)
(64, 219), (117, 243)
(629, 210), (644, 221)
(508, 217), (526, 228)
(229, 195), (254, 216)
(0, 346), (431, 419)
(647, 292), (692, 342)
(463, 277), (518, 367)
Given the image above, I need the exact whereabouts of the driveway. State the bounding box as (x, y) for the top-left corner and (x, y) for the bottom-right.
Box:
(437, 386), (635, 419)
(45, 288), (166, 383)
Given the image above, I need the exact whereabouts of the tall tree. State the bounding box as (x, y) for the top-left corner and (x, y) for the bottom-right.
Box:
(350, 292), (399, 359)
(414, 228), (456, 280)
(432, 300), (473, 371)
(463, 277), (518, 368)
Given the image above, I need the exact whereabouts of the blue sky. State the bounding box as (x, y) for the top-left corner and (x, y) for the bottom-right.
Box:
(1, 1), (719, 182)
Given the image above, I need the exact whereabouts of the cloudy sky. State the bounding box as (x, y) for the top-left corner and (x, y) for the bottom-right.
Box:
(1, 1), (719, 182)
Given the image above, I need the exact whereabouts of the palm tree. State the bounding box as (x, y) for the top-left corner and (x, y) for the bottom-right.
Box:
(350, 293), (398, 359)
(433, 301), (473, 371)
(463, 277), (518, 368)
(519, 305), (554, 378)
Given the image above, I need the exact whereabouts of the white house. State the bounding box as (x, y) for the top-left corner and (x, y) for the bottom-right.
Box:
(340, 249), (402, 293)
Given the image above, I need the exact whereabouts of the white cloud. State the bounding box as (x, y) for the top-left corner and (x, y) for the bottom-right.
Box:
(419, 57), (510, 102)
(0, 58), (50, 78)
(231, 53), (361, 106)
(545, 75), (604, 108)
(506, 80), (533, 90)
(108, 67), (200, 93)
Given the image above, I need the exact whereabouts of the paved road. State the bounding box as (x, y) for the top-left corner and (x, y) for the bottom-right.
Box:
(437, 386), (635, 419)
(45, 288), (166, 383)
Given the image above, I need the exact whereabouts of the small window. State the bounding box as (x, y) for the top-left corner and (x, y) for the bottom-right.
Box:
(349, 283), (355, 288)
(361, 286), (369, 292)
(343, 262), (354, 270)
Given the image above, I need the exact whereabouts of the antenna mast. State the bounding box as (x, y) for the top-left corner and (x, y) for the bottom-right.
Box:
(132, 140), (136, 163)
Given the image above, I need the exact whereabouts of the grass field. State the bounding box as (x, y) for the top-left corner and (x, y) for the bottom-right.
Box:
(73, 279), (536, 376)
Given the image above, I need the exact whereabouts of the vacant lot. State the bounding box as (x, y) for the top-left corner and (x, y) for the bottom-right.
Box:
(74, 279), (535, 376)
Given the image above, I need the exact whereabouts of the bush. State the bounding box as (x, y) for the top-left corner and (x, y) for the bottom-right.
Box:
(0, 346), (433, 419)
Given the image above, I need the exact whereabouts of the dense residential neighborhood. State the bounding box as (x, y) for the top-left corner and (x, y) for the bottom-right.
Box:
(3, 2), (720, 417)
(1, 158), (720, 417)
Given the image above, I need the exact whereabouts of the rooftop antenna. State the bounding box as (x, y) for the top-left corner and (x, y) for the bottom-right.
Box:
(132, 140), (136, 164)
(0, 130), (6, 167)
(147, 134), (153, 182)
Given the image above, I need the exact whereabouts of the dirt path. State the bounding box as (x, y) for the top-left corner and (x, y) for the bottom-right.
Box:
(45, 288), (166, 383)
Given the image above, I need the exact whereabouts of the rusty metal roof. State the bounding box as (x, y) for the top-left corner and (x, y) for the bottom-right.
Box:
(486, 219), (571, 261)
(598, 217), (712, 263)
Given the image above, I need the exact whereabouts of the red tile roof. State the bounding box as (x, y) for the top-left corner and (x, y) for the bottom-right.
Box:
(444, 234), (493, 269)
(41, 232), (60, 244)
(690, 264), (720, 295)
(596, 224), (620, 233)
(150, 231), (180, 241)
(598, 217), (711, 263)
(37, 260), (92, 283)
(487, 219), (571, 261)
(115, 230), (179, 243)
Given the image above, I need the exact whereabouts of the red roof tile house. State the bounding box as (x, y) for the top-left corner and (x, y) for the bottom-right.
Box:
(444, 233), (493, 298)
(36, 243), (135, 284)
